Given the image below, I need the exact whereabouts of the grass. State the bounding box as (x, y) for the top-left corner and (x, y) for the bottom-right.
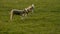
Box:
(0, 0), (60, 34)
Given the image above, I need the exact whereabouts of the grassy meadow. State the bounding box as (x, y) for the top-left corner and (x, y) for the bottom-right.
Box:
(0, 0), (60, 34)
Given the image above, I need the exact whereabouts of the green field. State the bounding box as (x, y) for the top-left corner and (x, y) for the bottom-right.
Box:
(0, 0), (60, 34)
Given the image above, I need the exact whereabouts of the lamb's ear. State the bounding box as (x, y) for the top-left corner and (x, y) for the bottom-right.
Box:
(32, 4), (34, 7)
(24, 8), (27, 12)
(24, 8), (27, 11)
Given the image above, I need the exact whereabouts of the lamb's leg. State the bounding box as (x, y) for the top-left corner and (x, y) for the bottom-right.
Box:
(10, 10), (13, 21)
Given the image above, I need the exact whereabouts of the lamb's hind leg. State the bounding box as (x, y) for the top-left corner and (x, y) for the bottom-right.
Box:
(10, 10), (13, 21)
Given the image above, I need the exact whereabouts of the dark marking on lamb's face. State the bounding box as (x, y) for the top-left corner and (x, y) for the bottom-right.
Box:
(27, 6), (34, 12)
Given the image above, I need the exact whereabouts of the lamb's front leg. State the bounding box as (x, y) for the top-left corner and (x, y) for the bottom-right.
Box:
(20, 14), (25, 20)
